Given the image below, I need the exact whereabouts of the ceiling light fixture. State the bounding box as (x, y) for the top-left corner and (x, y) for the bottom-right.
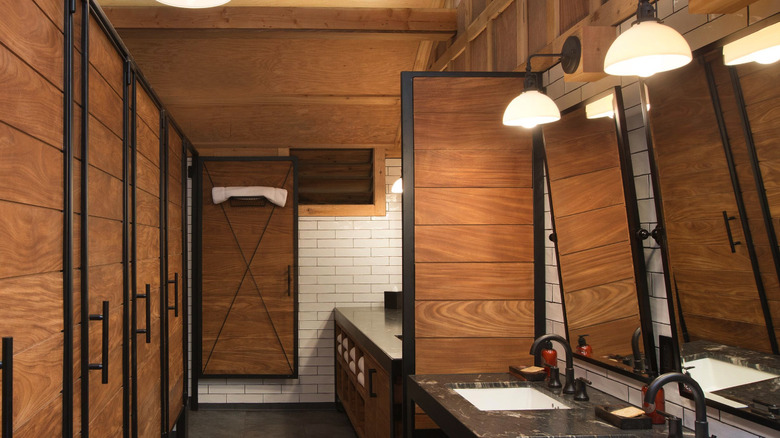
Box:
(585, 93), (615, 119)
(503, 36), (582, 129)
(155, 0), (231, 8)
(604, 0), (692, 77)
(723, 21), (780, 66)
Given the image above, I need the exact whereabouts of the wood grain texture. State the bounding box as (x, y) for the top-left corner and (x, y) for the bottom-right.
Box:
(415, 338), (534, 374)
(415, 300), (534, 338)
(0, 201), (62, 278)
(415, 262), (533, 301)
(568, 316), (642, 359)
(136, 153), (161, 198)
(136, 85), (161, 138)
(412, 77), (523, 115)
(414, 188), (532, 225)
(544, 114), (619, 180)
(0, 272), (62, 353)
(87, 114), (124, 180)
(89, 65), (123, 138)
(136, 111), (160, 167)
(492, 1), (517, 72)
(88, 217), (123, 267)
(88, 167), (123, 221)
(415, 149), (531, 188)
(554, 205), (630, 256)
(684, 314), (773, 353)
(415, 225), (533, 263)
(549, 167), (625, 217)
(12, 395), (62, 438)
(0, 122), (63, 210)
(88, 15), (124, 97)
(559, 242), (634, 293)
(0, 43), (63, 149)
(413, 112), (531, 150)
(136, 188), (161, 228)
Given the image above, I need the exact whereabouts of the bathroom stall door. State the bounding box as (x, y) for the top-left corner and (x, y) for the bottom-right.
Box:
(74, 6), (129, 437)
(0, 0), (68, 435)
(196, 158), (298, 378)
(132, 80), (164, 438)
(164, 120), (186, 433)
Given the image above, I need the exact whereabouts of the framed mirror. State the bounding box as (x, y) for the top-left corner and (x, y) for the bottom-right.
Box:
(543, 87), (658, 380)
(643, 51), (780, 430)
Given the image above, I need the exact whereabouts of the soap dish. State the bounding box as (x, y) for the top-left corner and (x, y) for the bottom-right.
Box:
(595, 405), (652, 430)
(509, 365), (546, 381)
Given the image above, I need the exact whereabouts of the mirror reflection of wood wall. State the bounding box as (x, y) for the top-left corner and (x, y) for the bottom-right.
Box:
(646, 56), (779, 354)
(544, 101), (648, 375)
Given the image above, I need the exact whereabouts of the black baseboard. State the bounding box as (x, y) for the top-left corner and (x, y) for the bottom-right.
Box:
(194, 402), (336, 411)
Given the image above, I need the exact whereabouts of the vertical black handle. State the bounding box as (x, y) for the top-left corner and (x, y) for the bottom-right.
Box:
(88, 301), (110, 384)
(1, 337), (12, 437)
(287, 265), (291, 297)
(368, 369), (377, 398)
(168, 273), (179, 317)
(136, 284), (151, 343)
(722, 211), (741, 253)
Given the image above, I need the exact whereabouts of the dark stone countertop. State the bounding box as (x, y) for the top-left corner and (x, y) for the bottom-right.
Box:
(334, 307), (402, 370)
(408, 373), (694, 438)
(681, 340), (780, 374)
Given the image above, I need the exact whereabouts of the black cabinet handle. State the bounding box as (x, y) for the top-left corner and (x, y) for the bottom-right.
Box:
(287, 265), (291, 297)
(722, 211), (741, 253)
(136, 284), (151, 343)
(88, 301), (109, 384)
(168, 273), (179, 317)
(368, 369), (377, 398)
(1, 337), (12, 437)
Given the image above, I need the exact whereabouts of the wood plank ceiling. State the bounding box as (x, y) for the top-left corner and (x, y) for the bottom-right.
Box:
(101, 0), (457, 157)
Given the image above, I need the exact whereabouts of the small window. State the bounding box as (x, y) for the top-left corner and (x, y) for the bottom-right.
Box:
(290, 148), (386, 217)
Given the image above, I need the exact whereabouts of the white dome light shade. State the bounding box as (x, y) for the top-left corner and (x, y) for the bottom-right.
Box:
(604, 21), (692, 77)
(585, 94), (615, 119)
(155, 0), (230, 8)
(724, 22), (780, 66)
(391, 178), (403, 194)
(502, 90), (561, 129)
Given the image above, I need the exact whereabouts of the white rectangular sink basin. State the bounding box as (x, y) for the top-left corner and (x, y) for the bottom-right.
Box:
(684, 358), (779, 408)
(454, 387), (570, 411)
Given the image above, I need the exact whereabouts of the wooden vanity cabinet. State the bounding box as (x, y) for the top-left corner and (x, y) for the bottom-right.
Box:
(335, 323), (399, 438)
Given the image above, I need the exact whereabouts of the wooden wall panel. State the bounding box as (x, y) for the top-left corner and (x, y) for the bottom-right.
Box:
(492, 1), (517, 72)
(544, 104), (643, 369)
(409, 75), (536, 408)
(0, 122), (63, 210)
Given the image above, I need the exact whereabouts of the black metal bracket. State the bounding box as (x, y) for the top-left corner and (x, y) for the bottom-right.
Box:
(88, 301), (110, 384)
(636, 226), (663, 245)
(722, 211), (741, 253)
(168, 273), (179, 317)
(1, 337), (12, 437)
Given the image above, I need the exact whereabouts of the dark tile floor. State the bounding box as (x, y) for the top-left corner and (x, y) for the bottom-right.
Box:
(187, 408), (358, 438)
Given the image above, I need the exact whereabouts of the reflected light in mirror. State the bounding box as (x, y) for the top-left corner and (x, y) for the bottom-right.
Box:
(502, 90), (561, 129)
(585, 94), (615, 119)
(723, 22), (780, 66)
(391, 177), (403, 194)
(156, 0), (231, 7)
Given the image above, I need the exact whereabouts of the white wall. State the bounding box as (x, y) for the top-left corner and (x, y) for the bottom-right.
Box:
(189, 158), (402, 404)
(544, 1), (780, 437)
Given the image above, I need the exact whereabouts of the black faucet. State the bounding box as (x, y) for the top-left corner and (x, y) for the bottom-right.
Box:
(631, 327), (645, 373)
(530, 334), (576, 394)
(645, 372), (710, 438)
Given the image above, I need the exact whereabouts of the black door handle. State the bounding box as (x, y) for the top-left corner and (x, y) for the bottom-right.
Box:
(88, 300), (110, 384)
(136, 284), (151, 343)
(1, 337), (13, 437)
(722, 211), (741, 253)
(368, 369), (377, 398)
(168, 273), (179, 317)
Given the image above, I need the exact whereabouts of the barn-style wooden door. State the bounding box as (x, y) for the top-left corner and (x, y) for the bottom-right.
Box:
(196, 158), (298, 379)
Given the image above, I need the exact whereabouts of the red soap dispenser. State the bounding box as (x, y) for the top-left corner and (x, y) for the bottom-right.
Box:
(642, 380), (666, 425)
(576, 335), (592, 357)
(541, 340), (557, 377)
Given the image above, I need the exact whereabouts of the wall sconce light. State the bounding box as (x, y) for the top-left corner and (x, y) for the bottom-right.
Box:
(503, 36), (582, 129)
(391, 178), (403, 194)
(604, 0), (692, 77)
(155, 0), (230, 8)
(723, 22), (780, 66)
(585, 93), (615, 119)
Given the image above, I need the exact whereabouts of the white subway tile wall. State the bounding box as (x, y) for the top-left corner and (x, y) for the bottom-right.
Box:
(544, 3), (779, 437)
(187, 158), (402, 403)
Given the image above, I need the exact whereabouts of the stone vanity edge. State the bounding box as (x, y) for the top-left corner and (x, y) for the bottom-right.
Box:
(334, 306), (402, 372)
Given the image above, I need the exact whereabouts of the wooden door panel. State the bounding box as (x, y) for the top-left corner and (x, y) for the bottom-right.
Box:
(415, 225), (533, 263)
(548, 167), (625, 217)
(415, 338), (533, 374)
(136, 153), (160, 197)
(413, 112), (531, 150)
(88, 167), (123, 221)
(412, 77), (521, 115)
(415, 262), (533, 301)
(136, 117), (159, 167)
(0, 123), (63, 210)
(89, 65), (123, 138)
(414, 188), (532, 225)
(559, 242), (635, 293)
(415, 149), (531, 188)
(415, 300), (534, 338)
(564, 279), (638, 329)
(0, 201), (62, 278)
(555, 205), (630, 256)
(136, 87), (160, 138)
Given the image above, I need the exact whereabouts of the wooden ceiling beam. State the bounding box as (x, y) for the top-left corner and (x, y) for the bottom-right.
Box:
(103, 6), (457, 34)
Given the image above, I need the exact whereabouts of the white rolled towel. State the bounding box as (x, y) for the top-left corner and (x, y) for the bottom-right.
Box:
(343, 350), (349, 362)
(349, 347), (356, 361)
(337, 334), (342, 343)
(337, 345), (342, 356)
(212, 186), (287, 207)
(349, 361), (356, 374)
(342, 338), (348, 348)
(358, 356), (364, 372)
(357, 372), (365, 387)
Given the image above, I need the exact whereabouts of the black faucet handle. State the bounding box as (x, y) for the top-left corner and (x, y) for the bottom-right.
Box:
(548, 366), (562, 389)
(573, 377), (590, 401)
